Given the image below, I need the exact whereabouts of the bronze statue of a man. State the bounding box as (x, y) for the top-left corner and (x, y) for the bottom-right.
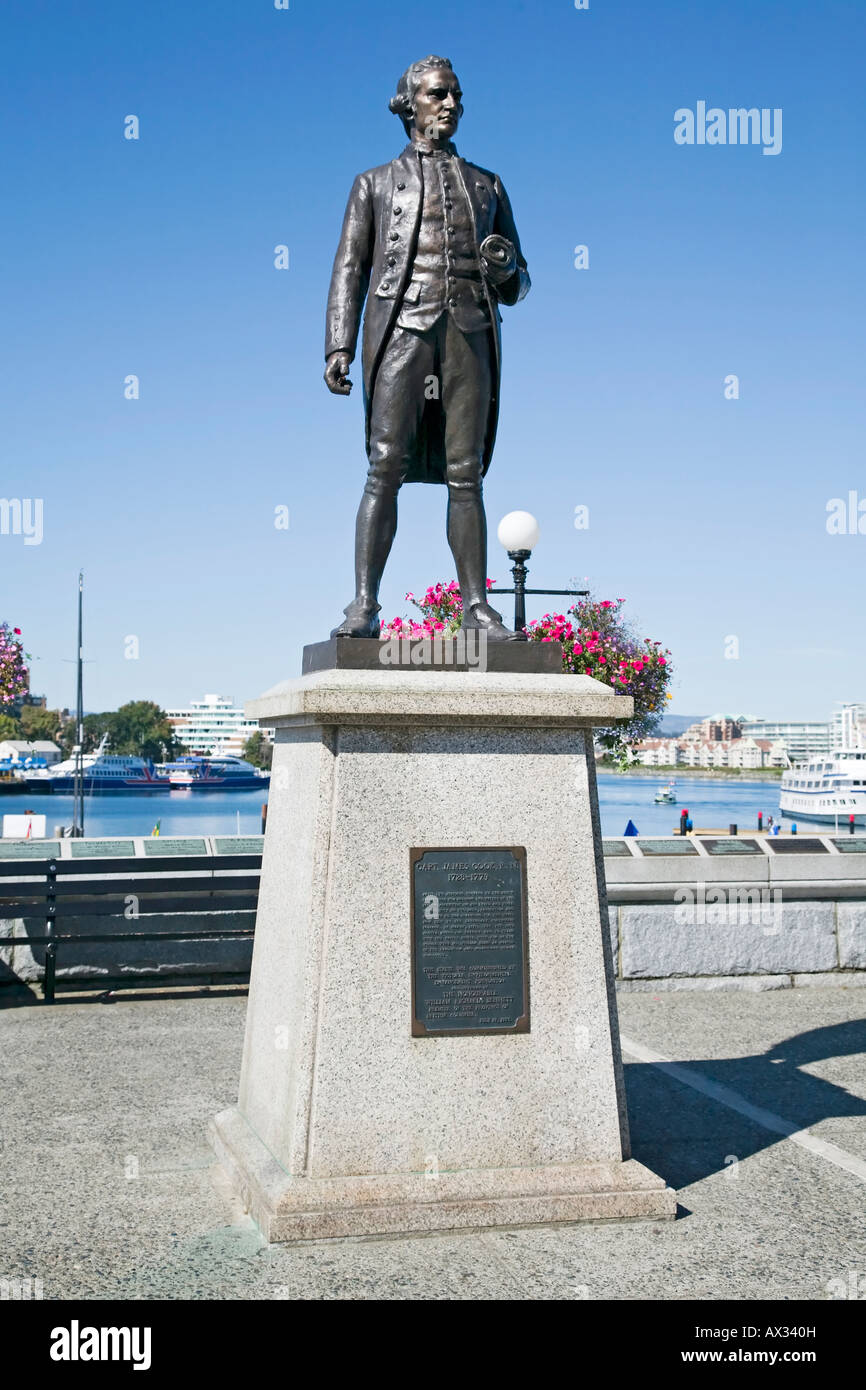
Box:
(324, 55), (530, 641)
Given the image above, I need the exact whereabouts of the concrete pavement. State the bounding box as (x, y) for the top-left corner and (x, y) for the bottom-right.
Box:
(1, 984), (864, 1300)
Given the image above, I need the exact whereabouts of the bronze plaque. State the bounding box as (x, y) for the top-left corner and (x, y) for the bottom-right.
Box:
(410, 847), (529, 1036)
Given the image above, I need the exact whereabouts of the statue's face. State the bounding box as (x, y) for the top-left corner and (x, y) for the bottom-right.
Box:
(411, 67), (463, 141)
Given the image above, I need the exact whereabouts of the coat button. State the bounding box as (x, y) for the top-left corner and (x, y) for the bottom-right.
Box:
(389, 232), (399, 240)
(394, 207), (402, 216)
(396, 181), (406, 190)
(388, 257), (396, 267)
(381, 282), (391, 292)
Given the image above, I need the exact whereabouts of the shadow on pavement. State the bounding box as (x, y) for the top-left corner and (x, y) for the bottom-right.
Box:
(0, 982), (249, 1009)
(625, 1019), (866, 1189)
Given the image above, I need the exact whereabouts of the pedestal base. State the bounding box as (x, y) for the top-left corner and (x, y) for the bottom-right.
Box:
(210, 669), (676, 1241)
(210, 1106), (675, 1241)
(302, 634), (564, 675)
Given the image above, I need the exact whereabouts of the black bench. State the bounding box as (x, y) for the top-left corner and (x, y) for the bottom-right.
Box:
(0, 853), (261, 1003)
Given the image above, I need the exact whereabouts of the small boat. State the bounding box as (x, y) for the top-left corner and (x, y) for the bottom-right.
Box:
(654, 781), (677, 804)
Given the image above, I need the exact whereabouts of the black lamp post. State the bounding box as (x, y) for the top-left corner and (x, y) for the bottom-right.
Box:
(488, 512), (588, 633)
(506, 549), (531, 631)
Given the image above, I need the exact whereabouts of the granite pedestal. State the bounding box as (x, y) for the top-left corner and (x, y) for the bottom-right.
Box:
(210, 668), (676, 1239)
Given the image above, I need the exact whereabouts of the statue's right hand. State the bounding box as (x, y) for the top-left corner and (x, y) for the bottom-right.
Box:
(324, 351), (353, 395)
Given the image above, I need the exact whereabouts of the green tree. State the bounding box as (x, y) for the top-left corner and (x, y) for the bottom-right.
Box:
(242, 731), (273, 770)
(114, 702), (183, 761)
(82, 711), (114, 753)
(0, 713), (21, 740)
(83, 702), (183, 762)
(19, 706), (65, 745)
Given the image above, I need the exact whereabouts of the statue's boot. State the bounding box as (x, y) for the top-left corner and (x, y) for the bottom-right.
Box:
(330, 487), (394, 639)
(330, 597), (381, 639)
(462, 600), (526, 642)
(448, 480), (527, 642)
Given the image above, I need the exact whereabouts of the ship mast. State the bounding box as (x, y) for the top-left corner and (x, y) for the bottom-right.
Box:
(72, 571), (84, 837)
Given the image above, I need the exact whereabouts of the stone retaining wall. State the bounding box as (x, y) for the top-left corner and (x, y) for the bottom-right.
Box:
(603, 833), (866, 990)
(0, 913), (255, 990)
(2, 833), (865, 994)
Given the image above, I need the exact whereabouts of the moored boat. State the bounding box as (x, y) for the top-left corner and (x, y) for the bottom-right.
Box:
(780, 749), (866, 824)
(22, 743), (164, 793)
(157, 755), (269, 790)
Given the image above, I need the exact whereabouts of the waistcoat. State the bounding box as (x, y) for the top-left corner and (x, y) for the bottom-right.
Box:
(396, 149), (490, 334)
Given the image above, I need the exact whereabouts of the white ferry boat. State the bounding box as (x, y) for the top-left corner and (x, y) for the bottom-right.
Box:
(780, 749), (866, 824)
(654, 781), (677, 804)
(157, 755), (269, 790)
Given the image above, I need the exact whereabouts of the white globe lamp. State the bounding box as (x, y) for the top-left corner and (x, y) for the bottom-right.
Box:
(497, 511), (540, 556)
(495, 512), (540, 631)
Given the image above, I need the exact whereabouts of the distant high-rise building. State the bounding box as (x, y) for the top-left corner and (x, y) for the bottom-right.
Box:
(830, 703), (866, 750)
(681, 715), (743, 743)
(740, 719), (830, 762)
(166, 694), (267, 757)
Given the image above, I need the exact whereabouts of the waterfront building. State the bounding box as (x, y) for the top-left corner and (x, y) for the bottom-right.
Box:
(630, 739), (683, 767)
(830, 704), (866, 750)
(727, 736), (787, 769)
(629, 733), (786, 770)
(688, 716), (743, 743)
(166, 694), (269, 758)
(740, 719), (830, 762)
(0, 739), (61, 766)
(632, 708), (863, 770)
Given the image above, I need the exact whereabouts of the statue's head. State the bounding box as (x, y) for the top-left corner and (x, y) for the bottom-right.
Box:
(389, 56), (463, 141)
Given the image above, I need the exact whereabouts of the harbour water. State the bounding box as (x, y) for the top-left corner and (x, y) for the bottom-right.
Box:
(597, 774), (820, 837)
(2, 789), (268, 839)
(0, 775), (836, 841)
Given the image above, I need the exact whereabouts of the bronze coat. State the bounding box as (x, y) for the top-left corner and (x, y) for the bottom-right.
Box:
(325, 143), (530, 484)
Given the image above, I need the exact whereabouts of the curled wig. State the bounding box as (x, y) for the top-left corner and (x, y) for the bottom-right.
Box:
(389, 56), (461, 136)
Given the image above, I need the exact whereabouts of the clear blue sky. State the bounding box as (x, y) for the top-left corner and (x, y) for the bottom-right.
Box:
(1, 0), (863, 720)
